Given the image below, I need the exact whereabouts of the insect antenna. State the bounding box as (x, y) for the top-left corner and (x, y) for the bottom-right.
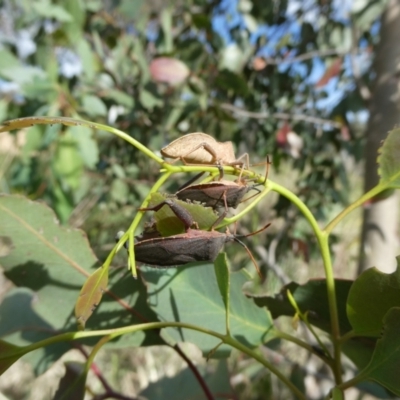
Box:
(232, 236), (263, 279)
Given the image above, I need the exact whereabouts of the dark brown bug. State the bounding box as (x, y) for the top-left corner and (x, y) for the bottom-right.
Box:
(138, 199), (198, 231)
(134, 228), (233, 266)
(176, 179), (251, 210)
(176, 156), (270, 210)
(134, 200), (269, 277)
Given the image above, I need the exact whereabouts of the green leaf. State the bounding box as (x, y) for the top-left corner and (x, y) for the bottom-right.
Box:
(141, 263), (274, 356)
(360, 308), (400, 396)
(347, 260), (400, 336)
(104, 89), (134, 108)
(0, 49), (19, 71)
(332, 387), (344, 400)
(219, 44), (251, 74)
(0, 195), (163, 372)
(160, 8), (173, 53)
(81, 95), (107, 117)
(139, 89), (163, 110)
(0, 195), (99, 329)
(75, 267), (108, 330)
(110, 178), (129, 204)
(53, 133), (84, 189)
(352, 0), (388, 31)
(53, 361), (87, 400)
(214, 253), (230, 314)
(1, 65), (45, 86)
(148, 192), (219, 236)
(32, 0), (72, 22)
(117, 0), (145, 19)
(378, 127), (400, 188)
(76, 38), (98, 80)
(69, 126), (99, 169)
(215, 69), (249, 97)
(251, 279), (353, 334)
(22, 76), (57, 100)
(0, 116), (90, 133)
(0, 288), (71, 375)
(289, 364), (306, 398)
(0, 339), (26, 375)
(214, 253), (230, 334)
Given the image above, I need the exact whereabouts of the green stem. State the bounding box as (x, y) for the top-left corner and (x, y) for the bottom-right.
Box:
(85, 121), (165, 164)
(319, 231), (342, 383)
(85, 335), (113, 373)
(324, 183), (386, 234)
(268, 182), (321, 236)
(268, 181), (342, 384)
(222, 186), (272, 226)
(112, 171), (173, 277)
(339, 330), (356, 343)
(5, 322), (306, 400)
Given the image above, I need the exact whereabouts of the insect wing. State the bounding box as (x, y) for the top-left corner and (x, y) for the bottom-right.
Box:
(134, 230), (227, 267)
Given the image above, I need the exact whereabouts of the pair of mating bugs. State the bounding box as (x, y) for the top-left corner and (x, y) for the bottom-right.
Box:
(121, 132), (270, 276)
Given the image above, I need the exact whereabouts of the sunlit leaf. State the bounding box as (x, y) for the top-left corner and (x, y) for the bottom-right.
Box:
(214, 253), (230, 314)
(0, 194), (162, 373)
(377, 127), (400, 188)
(69, 126), (99, 169)
(53, 133), (84, 189)
(359, 308), (400, 396)
(0, 116), (94, 133)
(75, 267), (108, 330)
(81, 94), (107, 117)
(141, 263), (274, 356)
(139, 89), (163, 110)
(32, 0), (72, 22)
(347, 260), (400, 336)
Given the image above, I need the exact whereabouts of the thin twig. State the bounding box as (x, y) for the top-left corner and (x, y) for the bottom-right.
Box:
(263, 48), (345, 65)
(220, 103), (342, 128)
(76, 345), (137, 400)
(172, 343), (215, 400)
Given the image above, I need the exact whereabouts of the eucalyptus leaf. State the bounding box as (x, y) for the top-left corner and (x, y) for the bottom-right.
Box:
(347, 260), (400, 336)
(251, 279), (353, 334)
(358, 308), (400, 396)
(0, 195), (163, 373)
(81, 95), (107, 117)
(378, 127), (400, 188)
(75, 266), (108, 330)
(141, 263), (274, 356)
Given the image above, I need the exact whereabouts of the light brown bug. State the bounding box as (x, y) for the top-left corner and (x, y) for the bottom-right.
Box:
(160, 132), (249, 169)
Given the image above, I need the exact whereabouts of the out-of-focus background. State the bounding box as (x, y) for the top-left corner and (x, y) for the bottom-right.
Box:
(0, 0), (399, 399)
